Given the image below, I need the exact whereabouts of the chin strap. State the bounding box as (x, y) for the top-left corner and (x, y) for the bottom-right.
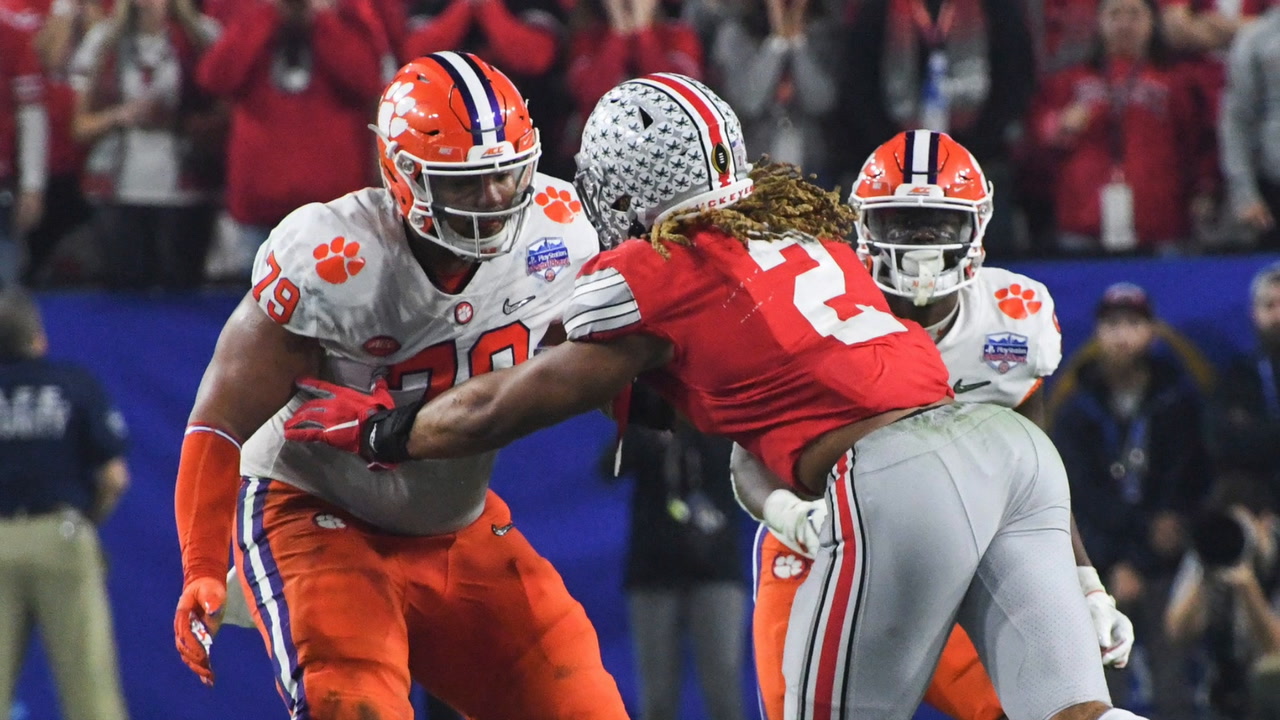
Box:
(900, 249), (946, 306)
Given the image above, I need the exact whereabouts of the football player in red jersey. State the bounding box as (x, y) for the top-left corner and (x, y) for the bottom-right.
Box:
(285, 74), (1143, 720)
(740, 130), (1135, 720)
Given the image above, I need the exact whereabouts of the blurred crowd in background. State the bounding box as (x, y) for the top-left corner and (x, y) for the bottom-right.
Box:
(0, 0), (1279, 289)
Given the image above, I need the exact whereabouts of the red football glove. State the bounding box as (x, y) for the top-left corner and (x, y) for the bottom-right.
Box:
(174, 576), (226, 687)
(283, 377), (398, 462)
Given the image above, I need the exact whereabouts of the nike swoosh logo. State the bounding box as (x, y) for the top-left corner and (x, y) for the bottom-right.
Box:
(503, 296), (536, 315)
(953, 379), (992, 394)
(492, 523), (515, 536)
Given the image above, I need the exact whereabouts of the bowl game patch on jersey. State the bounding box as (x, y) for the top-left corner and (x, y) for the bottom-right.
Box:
(526, 237), (571, 281)
(982, 333), (1030, 374)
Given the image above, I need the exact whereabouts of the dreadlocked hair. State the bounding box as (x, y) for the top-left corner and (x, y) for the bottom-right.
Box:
(650, 159), (855, 257)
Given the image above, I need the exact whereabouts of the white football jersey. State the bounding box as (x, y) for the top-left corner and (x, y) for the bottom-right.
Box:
(240, 178), (598, 534)
(936, 267), (1062, 408)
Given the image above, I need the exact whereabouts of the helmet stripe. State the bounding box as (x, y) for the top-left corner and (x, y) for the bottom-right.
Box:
(631, 77), (719, 187)
(927, 131), (941, 185)
(903, 130), (916, 183)
(907, 129), (935, 185)
(427, 52), (503, 146)
(458, 52), (507, 143)
(642, 73), (733, 189)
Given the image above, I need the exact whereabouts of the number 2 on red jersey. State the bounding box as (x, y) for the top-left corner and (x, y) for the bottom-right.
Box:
(747, 237), (907, 344)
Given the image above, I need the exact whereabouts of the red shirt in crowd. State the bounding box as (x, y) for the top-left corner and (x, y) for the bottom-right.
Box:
(1031, 57), (1218, 249)
(3, 0), (89, 177)
(1158, 0), (1264, 16)
(565, 19), (702, 152)
(403, 0), (559, 78)
(1040, 0), (1099, 72)
(196, 0), (383, 228)
(366, 0), (407, 61)
(40, 81), (78, 176)
(0, 14), (44, 185)
(1035, 0), (1264, 79)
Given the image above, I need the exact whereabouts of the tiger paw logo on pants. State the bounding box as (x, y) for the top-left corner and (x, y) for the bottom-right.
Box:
(773, 554), (809, 580)
(313, 513), (347, 530)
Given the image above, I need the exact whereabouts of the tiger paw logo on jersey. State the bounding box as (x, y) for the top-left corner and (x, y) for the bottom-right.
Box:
(377, 80), (417, 139)
(994, 284), (1042, 320)
(534, 188), (582, 224)
(454, 301), (474, 324)
(773, 554), (809, 580)
(314, 237), (365, 284)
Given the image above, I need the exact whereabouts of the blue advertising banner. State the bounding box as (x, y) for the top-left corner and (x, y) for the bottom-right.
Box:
(10, 252), (1279, 720)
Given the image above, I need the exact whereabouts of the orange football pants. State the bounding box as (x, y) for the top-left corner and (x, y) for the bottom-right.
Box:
(754, 529), (1004, 720)
(232, 478), (627, 720)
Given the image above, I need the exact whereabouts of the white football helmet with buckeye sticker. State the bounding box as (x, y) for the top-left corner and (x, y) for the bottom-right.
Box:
(574, 73), (753, 247)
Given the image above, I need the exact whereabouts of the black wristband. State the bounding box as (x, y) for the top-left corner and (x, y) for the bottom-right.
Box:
(360, 402), (422, 465)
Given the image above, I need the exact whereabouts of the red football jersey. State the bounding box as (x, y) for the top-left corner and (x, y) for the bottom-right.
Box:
(564, 229), (952, 489)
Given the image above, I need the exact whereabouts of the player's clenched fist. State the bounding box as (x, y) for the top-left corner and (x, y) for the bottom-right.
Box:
(763, 489), (828, 558)
(174, 576), (226, 686)
(284, 377), (418, 466)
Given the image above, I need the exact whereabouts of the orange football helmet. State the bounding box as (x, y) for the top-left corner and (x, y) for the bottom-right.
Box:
(849, 130), (993, 306)
(372, 52), (541, 259)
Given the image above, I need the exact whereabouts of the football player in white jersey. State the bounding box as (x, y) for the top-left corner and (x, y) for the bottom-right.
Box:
(169, 53), (628, 720)
(736, 130), (1137, 720)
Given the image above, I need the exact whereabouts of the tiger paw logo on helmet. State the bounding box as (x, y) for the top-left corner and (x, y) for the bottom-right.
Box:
(535, 188), (582, 224)
(377, 81), (417, 139)
(314, 236), (365, 284)
(995, 284), (1042, 319)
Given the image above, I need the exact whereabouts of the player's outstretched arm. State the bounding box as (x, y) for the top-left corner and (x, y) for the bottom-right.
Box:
(284, 335), (672, 463)
(174, 293), (322, 686)
(405, 334), (673, 459)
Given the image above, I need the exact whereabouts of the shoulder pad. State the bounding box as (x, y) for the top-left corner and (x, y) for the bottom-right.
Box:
(250, 202), (380, 337)
(982, 267), (1062, 377)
